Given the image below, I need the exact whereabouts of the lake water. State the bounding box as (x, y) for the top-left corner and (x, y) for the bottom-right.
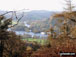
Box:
(8, 22), (48, 38)
(15, 31), (48, 38)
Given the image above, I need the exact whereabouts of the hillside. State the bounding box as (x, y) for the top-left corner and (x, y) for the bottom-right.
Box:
(0, 10), (57, 33)
(0, 10), (55, 21)
(20, 10), (55, 21)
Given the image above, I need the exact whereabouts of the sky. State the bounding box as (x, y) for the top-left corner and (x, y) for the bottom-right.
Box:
(0, 0), (76, 11)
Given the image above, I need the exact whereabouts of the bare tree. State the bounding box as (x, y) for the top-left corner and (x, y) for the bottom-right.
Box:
(64, 0), (75, 12)
(0, 11), (24, 30)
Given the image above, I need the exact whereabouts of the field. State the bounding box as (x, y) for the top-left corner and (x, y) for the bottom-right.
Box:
(22, 38), (48, 45)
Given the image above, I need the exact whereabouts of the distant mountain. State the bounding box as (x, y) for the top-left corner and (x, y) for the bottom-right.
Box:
(0, 10), (6, 14)
(0, 10), (56, 21)
(21, 10), (55, 21)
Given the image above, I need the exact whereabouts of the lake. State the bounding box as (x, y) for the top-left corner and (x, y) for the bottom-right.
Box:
(15, 31), (48, 38)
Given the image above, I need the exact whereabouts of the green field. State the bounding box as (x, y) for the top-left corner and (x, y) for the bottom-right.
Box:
(12, 21), (17, 24)
(22, 38), (48, 45)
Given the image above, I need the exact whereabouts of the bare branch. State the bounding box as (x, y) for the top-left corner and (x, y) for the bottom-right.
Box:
(70, 18), (76, 22)
(0, 11), (13, 16)
(9, 12), (24, 28)
(0, 10), (24, 29)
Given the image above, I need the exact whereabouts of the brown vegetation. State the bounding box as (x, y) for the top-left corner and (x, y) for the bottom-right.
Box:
(30, 1), (76, 56)
(31, 35), (76, 57)
(0, 30), (26, 57)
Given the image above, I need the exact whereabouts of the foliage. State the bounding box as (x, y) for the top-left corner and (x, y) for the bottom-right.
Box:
(31, 34), (76, 57)
(30, 1), (76, 57)
(12, 18), (51, 33)
(0, 13), (26, 57)
(0, 15), (12, 30)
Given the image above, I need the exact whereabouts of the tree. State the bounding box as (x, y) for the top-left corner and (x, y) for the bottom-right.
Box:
(63, 0), (76, 23)
(64, 0), (75, 12)
(0, 11), (24, 30)
(0, 31), (26, 57)
(50, 0), (76, 36)
(0, 11), (25, 57)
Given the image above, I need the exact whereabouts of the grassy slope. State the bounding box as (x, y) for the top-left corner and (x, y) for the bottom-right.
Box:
(22, 38), (48, 45)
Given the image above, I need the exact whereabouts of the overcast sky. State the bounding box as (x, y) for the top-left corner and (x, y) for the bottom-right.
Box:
(0, 0), (76, 11)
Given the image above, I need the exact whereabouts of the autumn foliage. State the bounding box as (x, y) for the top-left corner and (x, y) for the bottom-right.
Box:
(31, 10), (76, 57)
(0, 30), (26, 57)
(31, 35), (76, 57)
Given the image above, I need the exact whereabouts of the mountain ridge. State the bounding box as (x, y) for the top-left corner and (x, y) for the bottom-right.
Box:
(0, 10), (56, 21)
